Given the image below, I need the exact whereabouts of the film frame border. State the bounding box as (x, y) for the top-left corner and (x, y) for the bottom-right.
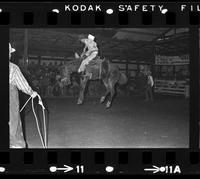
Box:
(0, 1), (199, 175)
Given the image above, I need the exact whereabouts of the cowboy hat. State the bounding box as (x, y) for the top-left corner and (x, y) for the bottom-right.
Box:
(88, 34), (95, 41)
(9, 43), (16, 53)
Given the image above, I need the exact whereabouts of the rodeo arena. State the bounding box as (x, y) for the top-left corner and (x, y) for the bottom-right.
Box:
(9, 28), (190, 148)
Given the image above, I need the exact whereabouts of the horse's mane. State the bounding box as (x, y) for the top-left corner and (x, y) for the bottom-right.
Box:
(65, 58), (83, 66)
(63, 58), (83, 73)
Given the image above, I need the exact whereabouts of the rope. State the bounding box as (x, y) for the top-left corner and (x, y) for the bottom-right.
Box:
(31, 97), (46, 148)
(20, 94), (47, 148)
(20, 96), (32, 113)
(37, 95), (47, 148)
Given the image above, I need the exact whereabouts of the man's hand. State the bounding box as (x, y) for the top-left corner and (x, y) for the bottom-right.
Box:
(81, 46), (87, 57)
(31, 91), (38, 98)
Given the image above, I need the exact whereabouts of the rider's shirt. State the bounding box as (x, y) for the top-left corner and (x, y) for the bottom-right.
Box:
(9, 62), (33, 148)
(83, 39), (98, 56)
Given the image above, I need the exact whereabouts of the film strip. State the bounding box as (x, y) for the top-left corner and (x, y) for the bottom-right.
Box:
(0, 150), (199, 174)
(0, 3), (200, 26)
(0, 0), (199, 175)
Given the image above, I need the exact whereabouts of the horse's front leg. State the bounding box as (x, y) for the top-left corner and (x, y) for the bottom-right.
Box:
(77, 77), (88, 105)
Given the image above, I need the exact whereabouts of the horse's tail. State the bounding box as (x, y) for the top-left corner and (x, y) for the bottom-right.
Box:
(118, 72), (128, 85)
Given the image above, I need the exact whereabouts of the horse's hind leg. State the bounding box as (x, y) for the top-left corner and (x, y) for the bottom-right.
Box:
(100, 89), (110, 104)
(100, 80), (110, 104)
(77, 77), (88, 105)
(105, 79), (116, 108)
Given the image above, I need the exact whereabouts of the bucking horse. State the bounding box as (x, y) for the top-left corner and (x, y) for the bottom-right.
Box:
(60, 53), (127, 108)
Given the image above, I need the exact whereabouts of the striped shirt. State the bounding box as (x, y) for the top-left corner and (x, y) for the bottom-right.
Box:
(9, 62), (33, 95)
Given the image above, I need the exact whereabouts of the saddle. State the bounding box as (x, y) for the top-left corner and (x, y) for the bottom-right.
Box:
(88, 56), (102, 66)
(85, 56), (109, 79)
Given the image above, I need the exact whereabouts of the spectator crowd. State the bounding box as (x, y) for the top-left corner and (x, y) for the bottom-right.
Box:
(19, 62), (80, 98)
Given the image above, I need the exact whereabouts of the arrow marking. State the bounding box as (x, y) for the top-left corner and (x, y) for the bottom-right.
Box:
(50, 165), (73, 173)
(144, 165), (160, 174)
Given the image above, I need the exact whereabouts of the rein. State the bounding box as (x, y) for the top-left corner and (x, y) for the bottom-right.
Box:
(99, 60), (102, 79)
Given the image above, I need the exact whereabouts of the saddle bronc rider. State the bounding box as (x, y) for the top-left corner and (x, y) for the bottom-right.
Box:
(78, 34), (98, 78)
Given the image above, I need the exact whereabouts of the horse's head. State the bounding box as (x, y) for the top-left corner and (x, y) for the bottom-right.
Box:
(74, 52), (85, 60)
(75, 52), (80, 59)
(60, 53), (83, 86)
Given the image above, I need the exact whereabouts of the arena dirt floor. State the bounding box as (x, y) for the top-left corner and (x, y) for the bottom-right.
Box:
(22, 95), (189, 148)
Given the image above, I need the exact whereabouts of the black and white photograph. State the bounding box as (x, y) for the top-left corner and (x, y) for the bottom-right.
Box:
(9, 28), (190, 148)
